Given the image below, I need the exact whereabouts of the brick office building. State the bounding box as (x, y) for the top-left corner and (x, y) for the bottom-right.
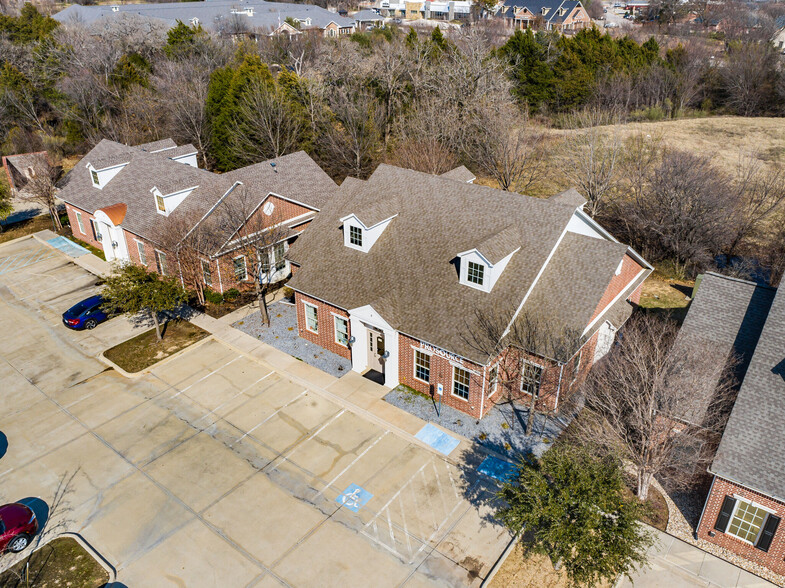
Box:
(677, 273), (785, 576)
(287, 164), (651, 419)
(59, 138), (337, 293)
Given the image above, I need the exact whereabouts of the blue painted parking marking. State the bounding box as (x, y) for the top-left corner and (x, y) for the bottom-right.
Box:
(336, 484), (373, 512)
(478, 456), (517, 484)
(46, 236), (90, 257)
(0, 247), (58, 276)
(415, 423), (460, 456)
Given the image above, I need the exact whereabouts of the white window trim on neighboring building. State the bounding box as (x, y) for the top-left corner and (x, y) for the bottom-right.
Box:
(304, 302), (318, 333)
(452, 365), (470, 401)
(233, 255), (247, 281)
(75, 211), (85, 234)
(155, 249), (168, 276)
(726, 497), (771, 545)
(520, 360), (543, 397)
(202, 259), (213, 286)
(333, 315), (349, 347)
(488, 362), (499, 397)
(90, 219), (102, 242)
(413, 349), (431, 384)
(135, 239), (147, 265)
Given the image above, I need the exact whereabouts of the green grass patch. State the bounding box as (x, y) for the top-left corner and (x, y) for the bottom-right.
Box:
(0, 212), (68, 244)
(0, 537), (109, 588)
(394, 383), (432, 405)
(104, 319), (208, 373)
(64, 234), (105, 260)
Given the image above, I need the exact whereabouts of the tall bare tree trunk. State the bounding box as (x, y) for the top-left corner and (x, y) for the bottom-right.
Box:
(527, 393), (536, 433)
(637, 470), (652, 501)
(151, 310), (162, 341)
(50, 204), (62, 231)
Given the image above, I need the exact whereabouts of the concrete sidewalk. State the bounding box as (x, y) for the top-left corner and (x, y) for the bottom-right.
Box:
(619, 528), (776, 588)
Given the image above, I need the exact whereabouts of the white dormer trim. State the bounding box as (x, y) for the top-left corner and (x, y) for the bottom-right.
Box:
(457, 247), (520, 293)
(150, 185), (198, 216)
(340, 213), (397, 253)
(85, 161), (128, 189)
(170, 151), (199, 168)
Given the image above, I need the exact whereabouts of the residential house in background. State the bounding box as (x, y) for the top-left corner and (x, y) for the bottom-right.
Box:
(286, 164), (650, 419)
(500, 0), (590, 32)
(353, 9), (385, 30)
(53, 0), (356, 38)
(2, 151), (51, 198)
(59, 138), (337, 294)
(374, 0), (473, 21)
(773, 15), (785, 52)
(677, 273), (785, 576)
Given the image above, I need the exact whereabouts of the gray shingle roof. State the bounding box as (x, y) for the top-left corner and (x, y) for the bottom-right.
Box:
(549, 187), (586, 209)
(59, 140), (337, 255)
(353, 9), (384, 21)
(2, 151), (49, 193)
(440, 165), (476, 183)
(287, 164), (636, 363)
(53, 0), (356, 32)
(708, 278), (785, 500)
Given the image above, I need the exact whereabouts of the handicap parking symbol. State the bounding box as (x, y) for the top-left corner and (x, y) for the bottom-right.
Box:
(336, 483), (373, 512)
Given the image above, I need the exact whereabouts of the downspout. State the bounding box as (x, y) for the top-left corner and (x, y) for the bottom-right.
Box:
(216, 256), (224, 294)
(176, 252), (185, 289)
(480, 364), (487, 418)
(553, 363), (564, 412)
(695, 474), (717, 540)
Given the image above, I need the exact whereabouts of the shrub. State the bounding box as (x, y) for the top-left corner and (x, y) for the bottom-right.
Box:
(282, 286), (295, 300)
(204, 288), (223, 304)
(224, 288), (240, 301)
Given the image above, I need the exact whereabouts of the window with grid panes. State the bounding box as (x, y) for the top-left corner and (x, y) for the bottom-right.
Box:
(467, 261), (484, 285)
(453, 366), (470, 400)
(414, 351), (430, 382)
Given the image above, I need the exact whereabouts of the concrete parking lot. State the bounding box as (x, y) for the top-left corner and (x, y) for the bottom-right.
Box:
(0, 237), (510, 587)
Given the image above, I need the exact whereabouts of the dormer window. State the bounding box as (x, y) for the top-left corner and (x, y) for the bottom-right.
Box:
(91, 170), (100, 186)
(151, 185), (198, 216)
(156, 194), (166, 212)
(349, 226), (363, 247)
(467, 261), (485, 286)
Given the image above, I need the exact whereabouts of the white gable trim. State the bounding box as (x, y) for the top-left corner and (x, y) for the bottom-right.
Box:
(349, 304), (395, 332)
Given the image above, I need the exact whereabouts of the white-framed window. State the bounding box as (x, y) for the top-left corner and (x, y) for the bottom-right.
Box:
(91, 170), (100, 186)
(452, 366), (470, 400)
(349, 225), (363, 247)
(414, 350), (431, 383)
(489, 363), (499, 396)
(136, 240), (147, 265)
(155, 250), (168, 276)
(274, 242), (286, 271)
(467, 261), (484, 286)
(334, 316), (349, 346)
(155, 194), (166, 212)
(260, 250), (270, 274)
(233, 256), (247, 281)
(91, 219), (101, 242)
(728, 499), (769, 544)
(520, 361), (543, 397)
(202, 259), (212, 286)
(75, 211), (85, 234)
(263, 201), (275, 216)
(572, 350), (582, 382)
(304, 302), (318, 333)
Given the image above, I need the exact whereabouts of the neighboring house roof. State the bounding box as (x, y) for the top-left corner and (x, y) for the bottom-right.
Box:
(353, 9), (384, 21)
(287, 164), (644, 363)
(709, 279), (785, 500)
(59, 139), (338, 256)
(440, 165), (476, 183)
(502, 0), (583, 24)
(548, 187), (586, 208)
(2, 151), (49, 194)
(53, 0), (357, 33)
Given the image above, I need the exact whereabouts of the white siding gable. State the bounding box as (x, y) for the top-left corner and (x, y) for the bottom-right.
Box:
(457, 247), (519, 293)
(151, 185), (197, 216)
(340, 213), (396, 253)
(171, 152), (199, 168)
(86, 161), (128, 189)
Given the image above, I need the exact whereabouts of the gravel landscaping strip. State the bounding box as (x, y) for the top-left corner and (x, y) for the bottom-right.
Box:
(233, 302), (352, 378)
(384, 385), (573, 459)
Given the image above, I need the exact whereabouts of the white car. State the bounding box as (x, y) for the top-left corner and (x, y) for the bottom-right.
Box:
(604, 21), (619, 27)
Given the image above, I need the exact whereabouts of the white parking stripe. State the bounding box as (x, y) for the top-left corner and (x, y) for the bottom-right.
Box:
(170, 356), (241, 398)
(315, 431), (388, 499)
(231, 388), (308, 446)
(192, 371), (274, 426)
(271, 409), (346, 468)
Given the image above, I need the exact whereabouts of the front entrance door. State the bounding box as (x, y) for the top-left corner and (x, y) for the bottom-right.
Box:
(368, 328), (385, 374)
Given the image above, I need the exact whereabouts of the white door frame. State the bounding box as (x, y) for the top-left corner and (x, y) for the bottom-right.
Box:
(348, 305), (399, 388)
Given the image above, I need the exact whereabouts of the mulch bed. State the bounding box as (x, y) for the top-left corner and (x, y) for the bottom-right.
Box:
(0, 537), (109, 588)
(103, 319), (208, 373)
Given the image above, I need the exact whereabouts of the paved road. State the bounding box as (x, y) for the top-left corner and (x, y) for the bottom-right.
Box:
(0, 237), (510, 587)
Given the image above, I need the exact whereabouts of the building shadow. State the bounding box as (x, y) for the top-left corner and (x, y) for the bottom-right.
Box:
(0, 432), (7, 460)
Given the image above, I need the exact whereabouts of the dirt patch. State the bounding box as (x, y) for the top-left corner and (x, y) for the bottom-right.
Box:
(0, 537), (109, 588)
(638, 271), (694, 323)
(103, 319), (208, 373)
(623, 482), (669, 532)
(489, 544), (614, 588)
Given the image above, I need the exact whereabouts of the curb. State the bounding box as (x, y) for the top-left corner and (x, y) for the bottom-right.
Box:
(99, 333), (215, 378)
(59, 532), (117, 583)
(480, 534), (519, 587)
(31, 232), (110, 278)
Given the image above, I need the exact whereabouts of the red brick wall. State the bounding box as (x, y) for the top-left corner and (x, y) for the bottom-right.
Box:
(698, 476), (785, 575)
(294, 292), (352, 360)
(588, 253), (645, 324)
(398, 332), (487, 419)
(65, 204), (102, 249)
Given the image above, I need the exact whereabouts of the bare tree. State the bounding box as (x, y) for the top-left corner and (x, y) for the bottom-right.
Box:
(386, 138), (458, 175)
(214, 187), (292, 326)
(721, 42), (779, 116)
(578, 313), (738, 500)
(22, 156), (63, 231)
(464, 307), (583, 433)
(461, 103), (547, 193)
(559, 108), (623, 217)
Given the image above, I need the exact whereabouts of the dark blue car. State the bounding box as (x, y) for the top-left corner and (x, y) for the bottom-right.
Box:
(62, 295), (109, 330)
